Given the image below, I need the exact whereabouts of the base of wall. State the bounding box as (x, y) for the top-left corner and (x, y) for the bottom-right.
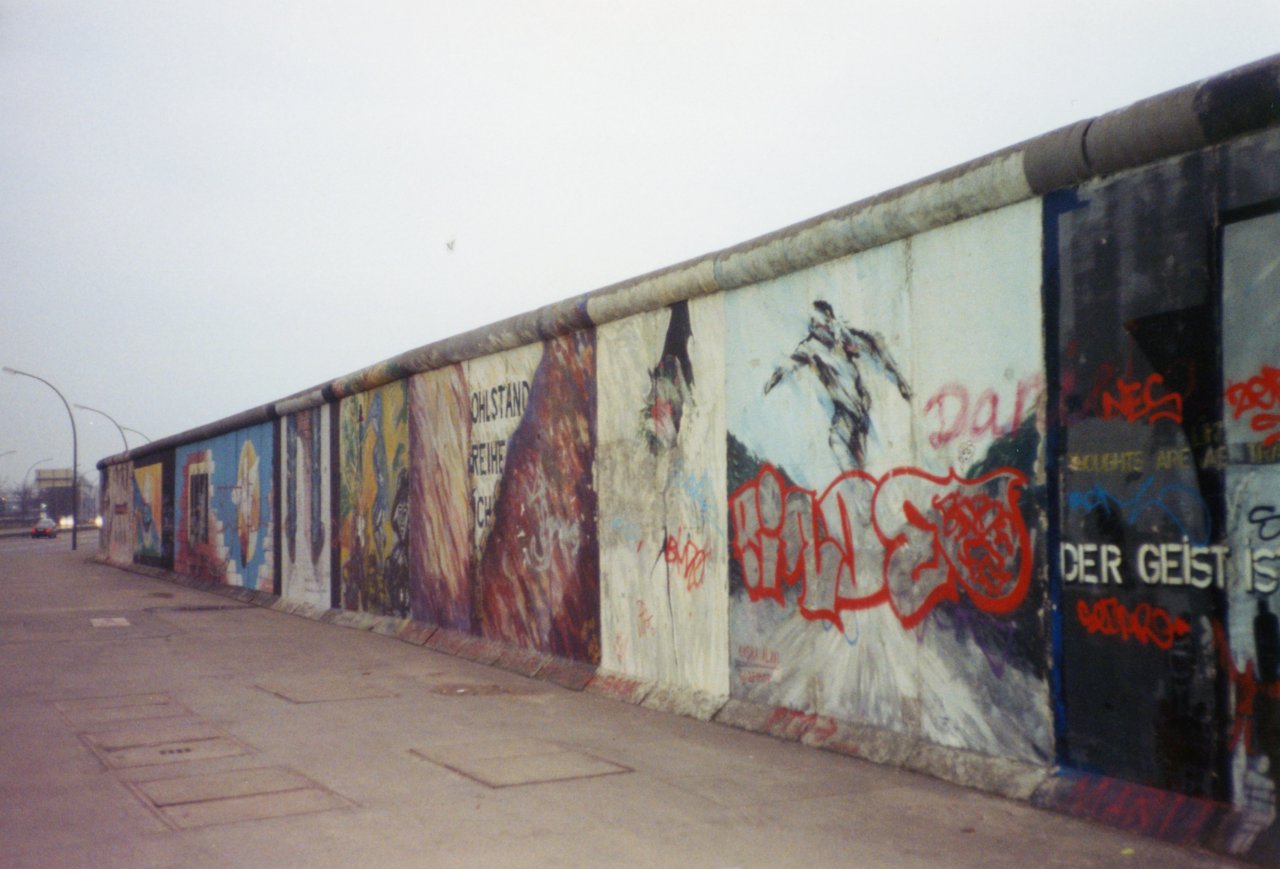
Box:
(93, 553), (1264, 864)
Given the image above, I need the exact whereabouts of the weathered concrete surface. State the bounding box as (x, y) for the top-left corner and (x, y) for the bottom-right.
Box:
(0, 537), (1245, 868)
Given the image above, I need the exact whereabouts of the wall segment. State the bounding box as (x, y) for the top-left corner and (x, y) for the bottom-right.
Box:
(98, 56), (1280, 863)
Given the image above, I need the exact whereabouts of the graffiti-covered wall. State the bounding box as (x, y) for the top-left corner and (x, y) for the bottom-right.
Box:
(331, 335), (601, 662)
(726, 201), (1051, 761)
(131, 453), (173, 569)
(94, 57), (1280, 864)
(1047, 127), (1280, 860)
(174, 424), (274, 589)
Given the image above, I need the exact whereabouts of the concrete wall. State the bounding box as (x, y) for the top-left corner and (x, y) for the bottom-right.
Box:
(97, 56), (1280, 864)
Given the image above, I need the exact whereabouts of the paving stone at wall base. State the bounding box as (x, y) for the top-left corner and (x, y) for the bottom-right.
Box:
(585, 671), (654, 705)
(536, 658), (595, 691)
(640, 685), (726, 722)
(904, 741), (1050, 802)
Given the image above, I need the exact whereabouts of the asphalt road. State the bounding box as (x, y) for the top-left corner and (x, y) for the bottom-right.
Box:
(0, 537), (1247, 868)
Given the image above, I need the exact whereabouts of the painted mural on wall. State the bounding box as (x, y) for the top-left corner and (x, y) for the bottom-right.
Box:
(281, 407), (330, 608)
(407, 364), (473, 630)
(132, 454), (173, 568)
(464, 343), (541, 560)
(1050, 156), (1227, 803)
(338, 380), (411, 616)
(333, 334), (600, 662)
(597, 296), (728, 704)
(468, 332), (600, 662)
(174, 424), (274, 589)
(726, 201), (1052, 763)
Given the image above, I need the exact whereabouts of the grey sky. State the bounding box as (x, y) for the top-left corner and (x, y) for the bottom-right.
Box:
(2, 0), (1277, 493)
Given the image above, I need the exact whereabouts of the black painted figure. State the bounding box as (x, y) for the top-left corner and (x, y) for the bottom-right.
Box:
(765, 299), (912, 469)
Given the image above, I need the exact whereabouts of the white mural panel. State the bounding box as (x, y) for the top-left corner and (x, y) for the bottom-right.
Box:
(597, 295), (728, 702)
(281, 406), (331, 609)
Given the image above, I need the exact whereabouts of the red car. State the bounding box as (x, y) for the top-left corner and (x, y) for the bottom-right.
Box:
(31, 518), (57, 539)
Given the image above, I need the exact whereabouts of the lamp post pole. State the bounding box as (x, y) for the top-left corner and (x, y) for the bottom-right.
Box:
(122, 427), (151, 444)
(74, 404), (129, 452)
(0, 450), (13, 515)
(4, 368), (78, 550)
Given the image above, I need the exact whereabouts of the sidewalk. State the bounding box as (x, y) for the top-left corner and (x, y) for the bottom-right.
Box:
(0, 540), (1243, 868)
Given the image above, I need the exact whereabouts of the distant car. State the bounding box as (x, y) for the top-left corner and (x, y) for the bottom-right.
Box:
(31, 518), (57, 539)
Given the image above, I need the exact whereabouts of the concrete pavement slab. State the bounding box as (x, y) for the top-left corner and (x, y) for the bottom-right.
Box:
(0, 539), (1249, 868)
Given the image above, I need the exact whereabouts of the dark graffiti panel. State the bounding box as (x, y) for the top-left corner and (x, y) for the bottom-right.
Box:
(1052, 153), (1226, 798)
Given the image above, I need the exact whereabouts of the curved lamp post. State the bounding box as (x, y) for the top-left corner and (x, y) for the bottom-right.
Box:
(75, 404), (129, 452)
(23, 458), (51, 486)
(4, 368), (78, 550)
(122, 427), (151, 444)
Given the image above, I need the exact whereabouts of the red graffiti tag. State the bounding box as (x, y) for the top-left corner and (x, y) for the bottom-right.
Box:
(636, 599), (654, 637)
(764, 706), (839, 743)
(1225, 365), (1280, 447)
(1101, 373), (1183, 425)
(663, 528), (710, 592)
(730, 464), (1030, 631)
(1059, 775), (1219, 845)
(1075, 597), (1190, 650)
(923, 374), (1044, 449)
(1213, 621), (1280, 754)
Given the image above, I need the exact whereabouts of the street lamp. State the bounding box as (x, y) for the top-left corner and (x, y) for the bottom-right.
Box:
(23, 458), (51, 486)
(4, 367), (79, 550)
(122, 427), (151, 443)
(75, 404), (129, 452)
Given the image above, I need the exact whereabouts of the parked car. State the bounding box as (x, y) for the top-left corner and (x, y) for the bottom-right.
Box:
(31, 518), (57, 539)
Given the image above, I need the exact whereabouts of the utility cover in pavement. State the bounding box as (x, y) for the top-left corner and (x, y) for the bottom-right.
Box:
(0, 612), (170, 643)
(127, 767), (350, 829)
(255, 675), (396, 703)
(89, 617), (131, 627)
(428, 682), (524, 696)
(411, 737), (631, 788)
(55, 693), (191, 727)
(81, 722), (252, 769)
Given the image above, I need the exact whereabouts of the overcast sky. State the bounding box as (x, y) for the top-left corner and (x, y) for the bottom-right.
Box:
(1, 1), (1277, 492)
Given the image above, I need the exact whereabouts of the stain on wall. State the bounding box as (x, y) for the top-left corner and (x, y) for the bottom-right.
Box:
(174, 424), (274, 589)
(598, 295), (728, 702)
